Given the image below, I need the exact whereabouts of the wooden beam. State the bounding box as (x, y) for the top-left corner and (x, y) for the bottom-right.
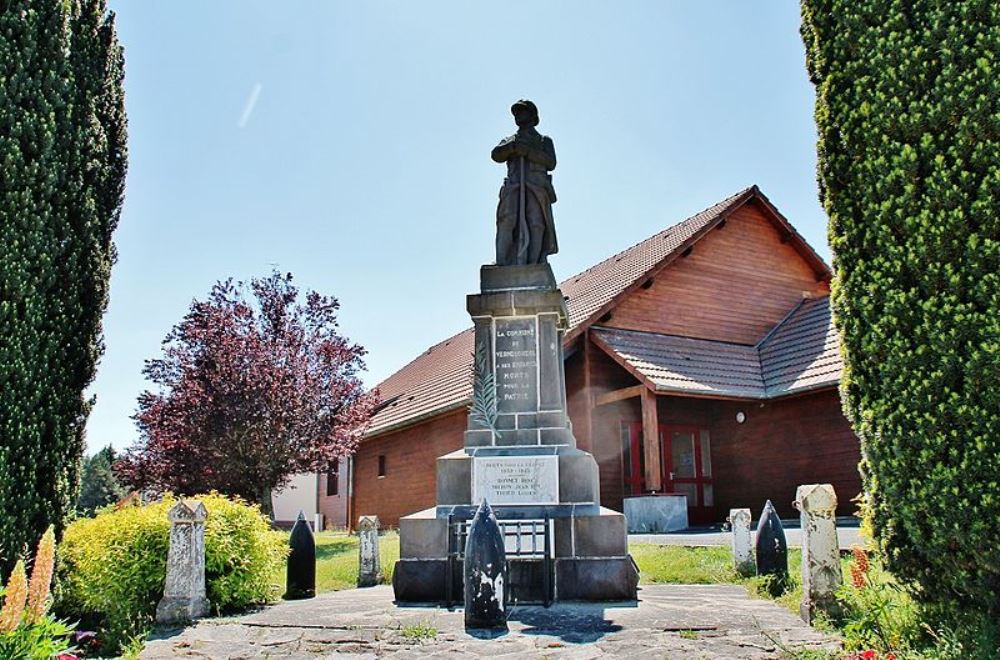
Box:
(581, 332), (595, 453)
(641, 387), (662, 491)
(594, 384), (645, 407)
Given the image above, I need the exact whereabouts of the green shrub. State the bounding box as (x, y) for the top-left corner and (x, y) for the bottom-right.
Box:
(55, 493), (287, 653)
(0, 616), (76, 660)
(801, 0), (1000, 621)
(0, 528), (75, 658)
(837, 547), (921, 655)
(201, 493), (289, 607)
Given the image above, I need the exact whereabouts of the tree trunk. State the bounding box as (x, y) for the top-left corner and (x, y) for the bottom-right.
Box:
(259, 485), (275, 521)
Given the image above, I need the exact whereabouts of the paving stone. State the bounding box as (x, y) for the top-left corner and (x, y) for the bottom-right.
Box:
(141, 584), (838, 658)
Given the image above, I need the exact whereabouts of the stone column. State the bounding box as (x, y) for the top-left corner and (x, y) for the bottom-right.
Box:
(728, 508), (754, 577)
(156, 500), (210, 624)
(794, 484), (843, 623)
(357, 516), (381, 587)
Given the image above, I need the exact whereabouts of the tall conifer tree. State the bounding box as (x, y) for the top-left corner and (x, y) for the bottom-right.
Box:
(801, 1), (999, 616)
(0, 0), (126, 575)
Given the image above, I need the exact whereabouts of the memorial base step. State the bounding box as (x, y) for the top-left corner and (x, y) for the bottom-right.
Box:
(392, 556), (638, 604)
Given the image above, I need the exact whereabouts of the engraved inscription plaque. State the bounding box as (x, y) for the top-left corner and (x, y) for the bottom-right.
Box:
(494, 317), (538, 414)
(472, 456), (559, 505)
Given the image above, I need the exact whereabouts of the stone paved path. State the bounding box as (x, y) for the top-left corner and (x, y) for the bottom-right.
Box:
(141, 585), (838, 659)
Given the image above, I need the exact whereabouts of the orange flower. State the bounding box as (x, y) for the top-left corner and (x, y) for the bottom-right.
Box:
(27, 526), (56, 623)
(850, 545), (870, 588)
(0, 560), (28, 632)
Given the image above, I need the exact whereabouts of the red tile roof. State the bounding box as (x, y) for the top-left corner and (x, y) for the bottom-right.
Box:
(590, 328), (766, 398)
(590, 296), (841, 400)
(758, 296), (842, 397)
(367, 186), (832, 436)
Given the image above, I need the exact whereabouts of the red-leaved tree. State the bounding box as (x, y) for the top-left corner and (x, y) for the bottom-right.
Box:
(117, 271), (377, 515)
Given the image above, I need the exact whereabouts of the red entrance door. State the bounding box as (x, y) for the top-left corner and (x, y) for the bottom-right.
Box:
(660, 425), (715, 524)
(621, 421), (645, 496)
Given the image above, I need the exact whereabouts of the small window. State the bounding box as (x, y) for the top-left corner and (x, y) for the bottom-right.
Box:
(377, 455), (386, 478)
(326, 459), (339, 496)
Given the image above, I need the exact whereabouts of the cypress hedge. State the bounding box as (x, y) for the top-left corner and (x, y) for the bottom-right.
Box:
(801, 1), (999, 615)
(0, 1), (126, 576)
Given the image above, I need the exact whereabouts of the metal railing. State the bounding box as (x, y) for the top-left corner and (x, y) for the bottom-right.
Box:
(445, 515), (553, 607)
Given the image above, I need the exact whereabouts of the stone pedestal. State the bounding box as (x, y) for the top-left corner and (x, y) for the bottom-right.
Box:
(394, 264), (638, 604)
(156, 500), (210, 624)
(794, 484), (842, 623)
(624, 495), (688, 533)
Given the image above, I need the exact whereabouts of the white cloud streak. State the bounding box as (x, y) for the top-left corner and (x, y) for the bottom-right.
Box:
(238, 82), (263, 129)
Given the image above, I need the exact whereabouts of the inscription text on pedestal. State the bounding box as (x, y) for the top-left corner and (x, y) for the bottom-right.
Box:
(472, 456), (559, 505)
(494, 317), (538, 414)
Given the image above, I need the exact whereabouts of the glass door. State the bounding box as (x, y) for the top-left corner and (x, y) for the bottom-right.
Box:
(661, 425), (715, 524)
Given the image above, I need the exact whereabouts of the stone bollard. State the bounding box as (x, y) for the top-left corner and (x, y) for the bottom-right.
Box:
(284, 511), (316, 599)
(755, 499), (789, 596)
(464, 500), (507, 631)
(156, 499), (210, 624)
(357, 515), (382, 587)
(794, 484), (843, 623)
(728, 508), (754, 577)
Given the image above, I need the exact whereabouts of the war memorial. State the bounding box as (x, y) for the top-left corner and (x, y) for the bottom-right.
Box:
(392, 100), (639, 604)
(139, 101), (848, 656)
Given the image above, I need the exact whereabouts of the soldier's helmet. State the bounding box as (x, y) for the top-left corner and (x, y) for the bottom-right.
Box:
(511, 99), (539, 126)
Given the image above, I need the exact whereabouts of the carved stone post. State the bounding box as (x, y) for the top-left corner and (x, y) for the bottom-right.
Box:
(728, 508), (754, 577)
(794, 484), (843, 623)
(357, 516), (382, 587)
(156, 500), (210, 624)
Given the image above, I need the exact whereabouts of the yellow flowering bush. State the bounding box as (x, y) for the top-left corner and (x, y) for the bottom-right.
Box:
(55, 493), (287, 654)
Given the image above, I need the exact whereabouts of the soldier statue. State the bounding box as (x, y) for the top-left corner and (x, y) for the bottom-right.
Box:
(492, 100), (558, 266)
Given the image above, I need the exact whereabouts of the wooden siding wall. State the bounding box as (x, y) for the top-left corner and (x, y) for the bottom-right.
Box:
(710, 392), (861, 519)
(353, 410), (466, 528)
(585, 343), (643, 511)
(606, 201), (830, 344)
(589, 389), (861, 518)
(564, 346), (590, 452)
(592, 398), (637, 512)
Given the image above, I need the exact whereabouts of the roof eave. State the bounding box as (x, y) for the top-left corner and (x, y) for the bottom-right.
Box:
(765, 380), (840, 400)
(750, 186), (832, 282)
(364, 400), (470, 440)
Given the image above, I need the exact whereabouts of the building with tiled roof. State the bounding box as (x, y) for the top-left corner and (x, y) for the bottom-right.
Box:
(339, 186), (861, 529)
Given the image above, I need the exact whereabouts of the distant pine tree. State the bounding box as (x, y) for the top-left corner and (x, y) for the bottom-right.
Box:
(76, 447), (126, 517)
(0, 1), (127, 575)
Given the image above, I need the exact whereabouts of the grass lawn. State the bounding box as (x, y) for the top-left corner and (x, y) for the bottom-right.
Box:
(309, 530), (400, 592)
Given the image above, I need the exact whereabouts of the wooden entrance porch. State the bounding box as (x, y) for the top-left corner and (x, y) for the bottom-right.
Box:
(596, 384), (718, 525)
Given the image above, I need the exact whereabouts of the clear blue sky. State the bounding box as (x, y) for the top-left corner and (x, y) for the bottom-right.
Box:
(90, 1), (826, 452)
